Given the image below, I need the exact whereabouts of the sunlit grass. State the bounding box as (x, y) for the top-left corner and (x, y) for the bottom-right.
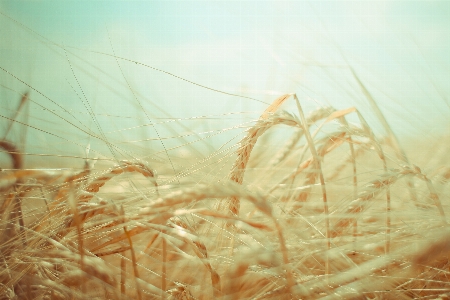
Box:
(1, 6), (450, 300)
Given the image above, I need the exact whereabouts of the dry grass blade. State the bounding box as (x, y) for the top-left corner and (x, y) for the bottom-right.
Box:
(121, 255), (126, 296)
(123, 224), (142, 300)
(68, 181), (85, 293)
(0, 140), (23, 170)
(169, 219), (222, 298)
(2, 92), (29, 140)
(89, 225), (148, 254)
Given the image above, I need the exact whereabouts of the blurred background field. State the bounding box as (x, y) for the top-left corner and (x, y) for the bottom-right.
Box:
(1, 1), (449, 168)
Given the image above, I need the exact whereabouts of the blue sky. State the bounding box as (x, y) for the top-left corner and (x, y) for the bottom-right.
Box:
(0, 1), (449, 166)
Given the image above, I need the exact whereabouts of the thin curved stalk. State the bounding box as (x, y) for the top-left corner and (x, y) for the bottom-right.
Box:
(294, 94), (330, 276)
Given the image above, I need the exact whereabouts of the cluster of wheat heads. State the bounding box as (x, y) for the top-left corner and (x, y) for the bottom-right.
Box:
(1, 82), (449, 300)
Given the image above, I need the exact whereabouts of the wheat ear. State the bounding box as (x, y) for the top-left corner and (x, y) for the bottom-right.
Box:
(227, 94), (292, 218)
(351, 67), (418, 208)
(355, 110), (391, 253)
(82, 160), (158, 202)
(141, 181), (293, 293)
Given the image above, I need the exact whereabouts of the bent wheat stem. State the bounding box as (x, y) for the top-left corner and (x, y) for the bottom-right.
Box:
(294, 94), (330, 276)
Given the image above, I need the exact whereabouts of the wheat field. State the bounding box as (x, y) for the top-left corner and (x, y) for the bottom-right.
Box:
(1, 3), (450, 300)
